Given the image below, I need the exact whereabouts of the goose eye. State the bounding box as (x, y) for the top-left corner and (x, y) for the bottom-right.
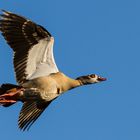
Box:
(90, 74), (95, 78)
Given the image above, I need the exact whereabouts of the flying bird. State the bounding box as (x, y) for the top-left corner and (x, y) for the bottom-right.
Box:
(0, 10), (106, 131)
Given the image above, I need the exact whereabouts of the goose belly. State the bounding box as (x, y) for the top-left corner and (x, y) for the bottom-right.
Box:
(21, 77), (60, 101)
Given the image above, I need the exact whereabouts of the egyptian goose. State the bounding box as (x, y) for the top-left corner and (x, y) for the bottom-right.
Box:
(0, 10), (106, 131)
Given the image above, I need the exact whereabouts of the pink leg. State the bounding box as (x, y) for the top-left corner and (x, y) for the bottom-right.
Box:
(0, 100), (16, 106)
(0, 88), (24, 106)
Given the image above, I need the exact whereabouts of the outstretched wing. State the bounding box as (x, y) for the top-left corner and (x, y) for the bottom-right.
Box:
(18, 101), (52, 131)
(0, 10), (59, 84)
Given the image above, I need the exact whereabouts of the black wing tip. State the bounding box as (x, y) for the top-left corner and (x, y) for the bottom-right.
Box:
(18, 101), (51, 131)
(18, 110), (43, 131)
(0, 10), (12, 19)
(0, 9), (7, 18)
(1, 9), (10, 14)
(1, 9), (7, 13)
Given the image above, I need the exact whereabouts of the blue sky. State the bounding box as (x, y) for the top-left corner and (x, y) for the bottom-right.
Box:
(0, 0), (140, 139)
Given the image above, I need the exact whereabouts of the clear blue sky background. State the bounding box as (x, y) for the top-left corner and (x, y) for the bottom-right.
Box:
(0, 0), (140, 139)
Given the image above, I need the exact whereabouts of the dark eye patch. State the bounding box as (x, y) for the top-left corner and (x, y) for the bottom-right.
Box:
(90, 74), (95, 78)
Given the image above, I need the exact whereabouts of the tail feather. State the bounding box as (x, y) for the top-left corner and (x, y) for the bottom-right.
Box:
(0, 83), (21, 93)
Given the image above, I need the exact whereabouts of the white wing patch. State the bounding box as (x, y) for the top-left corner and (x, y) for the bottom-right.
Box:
(26, 37), (59, 80)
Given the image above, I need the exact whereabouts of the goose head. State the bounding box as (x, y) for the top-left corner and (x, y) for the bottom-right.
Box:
(76, 74), (106, 85)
